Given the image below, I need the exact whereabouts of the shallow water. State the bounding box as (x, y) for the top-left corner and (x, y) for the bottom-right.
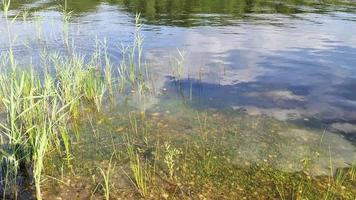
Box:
(2, 0), (356, 135)
(1, 0), (356, 199)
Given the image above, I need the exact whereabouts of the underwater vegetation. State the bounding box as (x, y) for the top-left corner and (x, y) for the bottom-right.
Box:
(0, 0), (355, 199)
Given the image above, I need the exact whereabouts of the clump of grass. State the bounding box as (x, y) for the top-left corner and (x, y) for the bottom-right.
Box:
(60, 0), (72, 49)
(32, 125), (48, 200)
(164, 143), (182, 179)
(126, 143), (148, 197)
(0, 66), (63, 198)
(335, 168), (347, 187)
(0, 6), (151, 198)
(0, 147), (20, 199)
(170, 49), (185, 80)
(98, 154), (115, 200)
(82, 68), (107, 112)
(2, 0), (11, 17)
(117, 14), (149, 96)
(52, 53), (84, 117)
(349, 156), (356, 181)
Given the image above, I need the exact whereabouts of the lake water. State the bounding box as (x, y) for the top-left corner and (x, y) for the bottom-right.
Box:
(1, 0), (356, 199)
(2, 0), (356, 138)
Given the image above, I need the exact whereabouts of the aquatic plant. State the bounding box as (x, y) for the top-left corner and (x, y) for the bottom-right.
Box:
(0, 17), (152, 195)
(1, 0), (10, 17)
(103, 43), (114, 100)
(350, 165), (356, 181)
(98, 154), (115, 200)
(126, 143), (148, 197)
(32, 125), (48, 200)
(83, 68), (106, 112)
(0, 150), (19, 199)
(117, 14), (149, 96)
(164, 143), (182, 179)
(52, 53), (84, 118)
(171, 49), (185, 80)
(334, 168), (347, 190)
(61, 0), (72, 48)
(0, 67), (60, 199)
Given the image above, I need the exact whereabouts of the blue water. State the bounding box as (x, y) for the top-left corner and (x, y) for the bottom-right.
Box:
(1, 0), (356, 140)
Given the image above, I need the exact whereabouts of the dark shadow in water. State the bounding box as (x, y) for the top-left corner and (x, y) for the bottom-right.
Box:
(161, 73), (356, 142)
(6, 0), (356, 26)
(163, 76), (306, 109)
(331, 78), (356, 102)
(162, 46), (356, 141)
(119, 0), (356, 26)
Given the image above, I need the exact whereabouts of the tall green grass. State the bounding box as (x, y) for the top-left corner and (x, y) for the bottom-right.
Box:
(0, 1), (150, 198)
(98, 154), (115, 200)
(126, 143), (148, 197)
(0, 57), (76, 198)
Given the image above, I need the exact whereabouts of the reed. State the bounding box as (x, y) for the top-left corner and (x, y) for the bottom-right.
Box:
(61, 0), (72, 48)
(0, 12), (150, 197)
(2, 0), (13, 51)
(0, 55), (74, 198)
(2, 0), (11, 17)
(117, 14), (149, 96)
(104, 49), (114, 100)
(32, 123), (48, 200)
(350, 158), (356, 181)
(98, 154), (115, 200)
(0, 150), (19, 199)
(83, 68), (106, 111)
(126, 143), (148, 197)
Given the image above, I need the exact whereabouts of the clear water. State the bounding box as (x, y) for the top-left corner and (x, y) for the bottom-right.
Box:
(2, 1), (356, 136)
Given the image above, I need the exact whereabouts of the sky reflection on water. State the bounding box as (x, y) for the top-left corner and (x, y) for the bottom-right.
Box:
(1, 0), (356, 140)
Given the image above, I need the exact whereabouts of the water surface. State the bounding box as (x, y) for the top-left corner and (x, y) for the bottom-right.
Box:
(1, 0), (356, 177)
